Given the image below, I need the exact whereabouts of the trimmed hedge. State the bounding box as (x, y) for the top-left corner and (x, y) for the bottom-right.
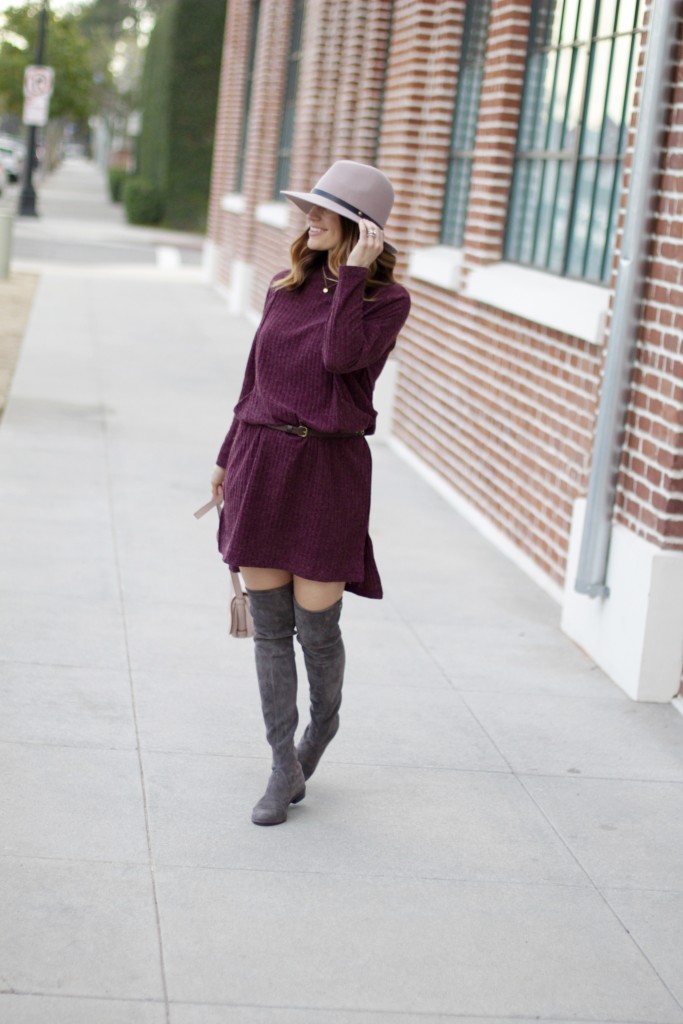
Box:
(137, 2), (173, 209)
(108, 167), (127, 203)
(123, 177), (164, 225)
(137, 0), (226, 232)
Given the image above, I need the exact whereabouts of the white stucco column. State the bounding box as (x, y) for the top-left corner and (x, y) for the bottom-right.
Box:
(562, 499), (683, 702)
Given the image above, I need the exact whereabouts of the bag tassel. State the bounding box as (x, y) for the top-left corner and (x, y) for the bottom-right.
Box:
(193, 497), (254, 638)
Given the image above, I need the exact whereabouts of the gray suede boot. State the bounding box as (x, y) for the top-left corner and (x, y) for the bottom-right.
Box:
(249, 584), (306, 826)
(295, 598), (345, 781)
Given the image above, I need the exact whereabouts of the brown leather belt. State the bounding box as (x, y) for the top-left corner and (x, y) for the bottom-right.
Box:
(262, 423), (365, 439)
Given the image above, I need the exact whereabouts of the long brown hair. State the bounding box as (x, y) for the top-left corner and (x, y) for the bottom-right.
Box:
(273, 216), (397, 298)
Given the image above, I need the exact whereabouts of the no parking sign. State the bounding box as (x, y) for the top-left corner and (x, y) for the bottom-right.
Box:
(22, 65), (55, 127)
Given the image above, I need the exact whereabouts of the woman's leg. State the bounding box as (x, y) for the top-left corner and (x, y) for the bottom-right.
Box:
(239, 567), (303, 825)
(293, 577), (345, 611)
(241, 567), (293, 592)
(293, 576), (346, 781)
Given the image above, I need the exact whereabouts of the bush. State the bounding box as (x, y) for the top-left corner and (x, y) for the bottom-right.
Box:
(108, 167), (127, 203)
(123, 177), (164, 225)
(138, 0), (226, 231)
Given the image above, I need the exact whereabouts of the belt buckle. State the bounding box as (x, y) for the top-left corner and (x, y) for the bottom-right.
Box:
(296, 425), (309, 438)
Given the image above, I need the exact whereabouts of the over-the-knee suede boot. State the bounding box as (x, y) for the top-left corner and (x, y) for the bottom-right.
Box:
(249, 584), (306, 825)
(295, 598), (345, 780)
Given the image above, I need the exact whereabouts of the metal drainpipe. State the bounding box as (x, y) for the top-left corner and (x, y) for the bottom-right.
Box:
(574, 0), (678, 599)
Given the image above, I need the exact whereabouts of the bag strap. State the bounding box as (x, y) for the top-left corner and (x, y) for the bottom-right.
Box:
(230, 570), (245, 601)
(193, 495), (222, 519)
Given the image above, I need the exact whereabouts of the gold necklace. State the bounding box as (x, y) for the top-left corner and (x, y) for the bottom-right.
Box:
(322, 265), (336, 294)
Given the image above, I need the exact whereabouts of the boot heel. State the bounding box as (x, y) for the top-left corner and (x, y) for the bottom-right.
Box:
(291, 785), (306, 804)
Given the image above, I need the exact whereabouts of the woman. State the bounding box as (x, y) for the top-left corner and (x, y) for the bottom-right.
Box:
(210, 160), (410, 826)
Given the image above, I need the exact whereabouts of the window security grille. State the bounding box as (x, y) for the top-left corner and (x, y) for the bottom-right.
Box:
(274, 0), (305, 197)
(505, 0), (643, 284)
(441, 0), (492, 248)
(235, 0), (261, 194)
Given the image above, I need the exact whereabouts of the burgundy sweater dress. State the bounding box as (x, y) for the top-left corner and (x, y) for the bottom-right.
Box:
(216, 263), (411, 599)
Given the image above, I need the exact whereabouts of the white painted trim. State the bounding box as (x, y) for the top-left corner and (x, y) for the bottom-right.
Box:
(464, 262), (610, 345)
(370, 357), (399, 444)
(203, 238), (217, 281)
(213, 272), (261, 327)
(220, 192), (246, 214)
(388, 435), (563, 604)
(214, 257), (265, 326)
(407, 246), (465, 292)
(255, 201), (290, 230)
(155, 245), (181, 270)
(561, 499), (683, 702)
(227, 259), (254, 316)
(213, 280), (232, 307)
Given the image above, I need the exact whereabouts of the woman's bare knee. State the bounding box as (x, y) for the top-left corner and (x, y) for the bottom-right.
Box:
(241, 567), (292, 591)
(293, 576), (345, 611)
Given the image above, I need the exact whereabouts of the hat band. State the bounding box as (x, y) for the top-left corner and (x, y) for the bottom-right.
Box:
(311, 188), (382, 228)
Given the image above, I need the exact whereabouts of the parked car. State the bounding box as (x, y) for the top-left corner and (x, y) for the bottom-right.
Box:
(0, 136), (26, 183)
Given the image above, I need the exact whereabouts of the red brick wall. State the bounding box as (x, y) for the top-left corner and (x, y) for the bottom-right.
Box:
(389, 0), (605, 586)
(379, 0), (462, 255)
(206, 3), (234, 243)
(207, 0), (252, 283)
(461, 0), (530, 267)
(408, 2), (465, 250)
(394, 286), (603, 585)
(244, 0), (297, 302)
(208, 0), (295, 291)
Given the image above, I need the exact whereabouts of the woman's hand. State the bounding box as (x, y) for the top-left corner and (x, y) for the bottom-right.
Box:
(346, 218), (384, 268)
(211, 465), (225, 503)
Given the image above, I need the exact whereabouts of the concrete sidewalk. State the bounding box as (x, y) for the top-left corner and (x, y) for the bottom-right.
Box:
(1, 160), (683, 1024)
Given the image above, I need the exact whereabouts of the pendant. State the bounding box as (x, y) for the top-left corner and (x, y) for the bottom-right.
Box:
(322, 287), (329, 294)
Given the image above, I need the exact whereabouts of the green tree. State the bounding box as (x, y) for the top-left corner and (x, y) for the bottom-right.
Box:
(78, 0), (170, 42)
(74, 0), (173, 161)
(0, 3), (94, 124)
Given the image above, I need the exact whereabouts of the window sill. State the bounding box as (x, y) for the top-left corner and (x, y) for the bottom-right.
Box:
(220, 192), (246, 214)
(464, 262), (609, 344)
(255, 201), (290, 229)
(408, 246), (464, 291)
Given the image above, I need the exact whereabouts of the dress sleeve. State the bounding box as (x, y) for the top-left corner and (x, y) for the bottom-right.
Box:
(322, 266), (411, 374)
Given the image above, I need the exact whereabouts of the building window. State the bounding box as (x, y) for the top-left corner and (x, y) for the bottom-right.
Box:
(235, 0), (261, 194)
(441, 0), (492, 248)
(505, 0), (643, 284)
(274, 0), (305, 197)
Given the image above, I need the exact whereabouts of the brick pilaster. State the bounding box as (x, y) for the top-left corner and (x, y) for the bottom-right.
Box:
(614, 10), (683, 551)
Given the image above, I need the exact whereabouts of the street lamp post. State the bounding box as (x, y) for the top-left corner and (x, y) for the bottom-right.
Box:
(18, 0), (49, 217)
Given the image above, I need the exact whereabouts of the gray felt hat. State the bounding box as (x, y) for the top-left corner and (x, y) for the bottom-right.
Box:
(282, 160), (398, 253)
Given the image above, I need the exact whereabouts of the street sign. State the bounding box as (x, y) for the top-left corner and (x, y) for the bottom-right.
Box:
(22, 65), (55, 127)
